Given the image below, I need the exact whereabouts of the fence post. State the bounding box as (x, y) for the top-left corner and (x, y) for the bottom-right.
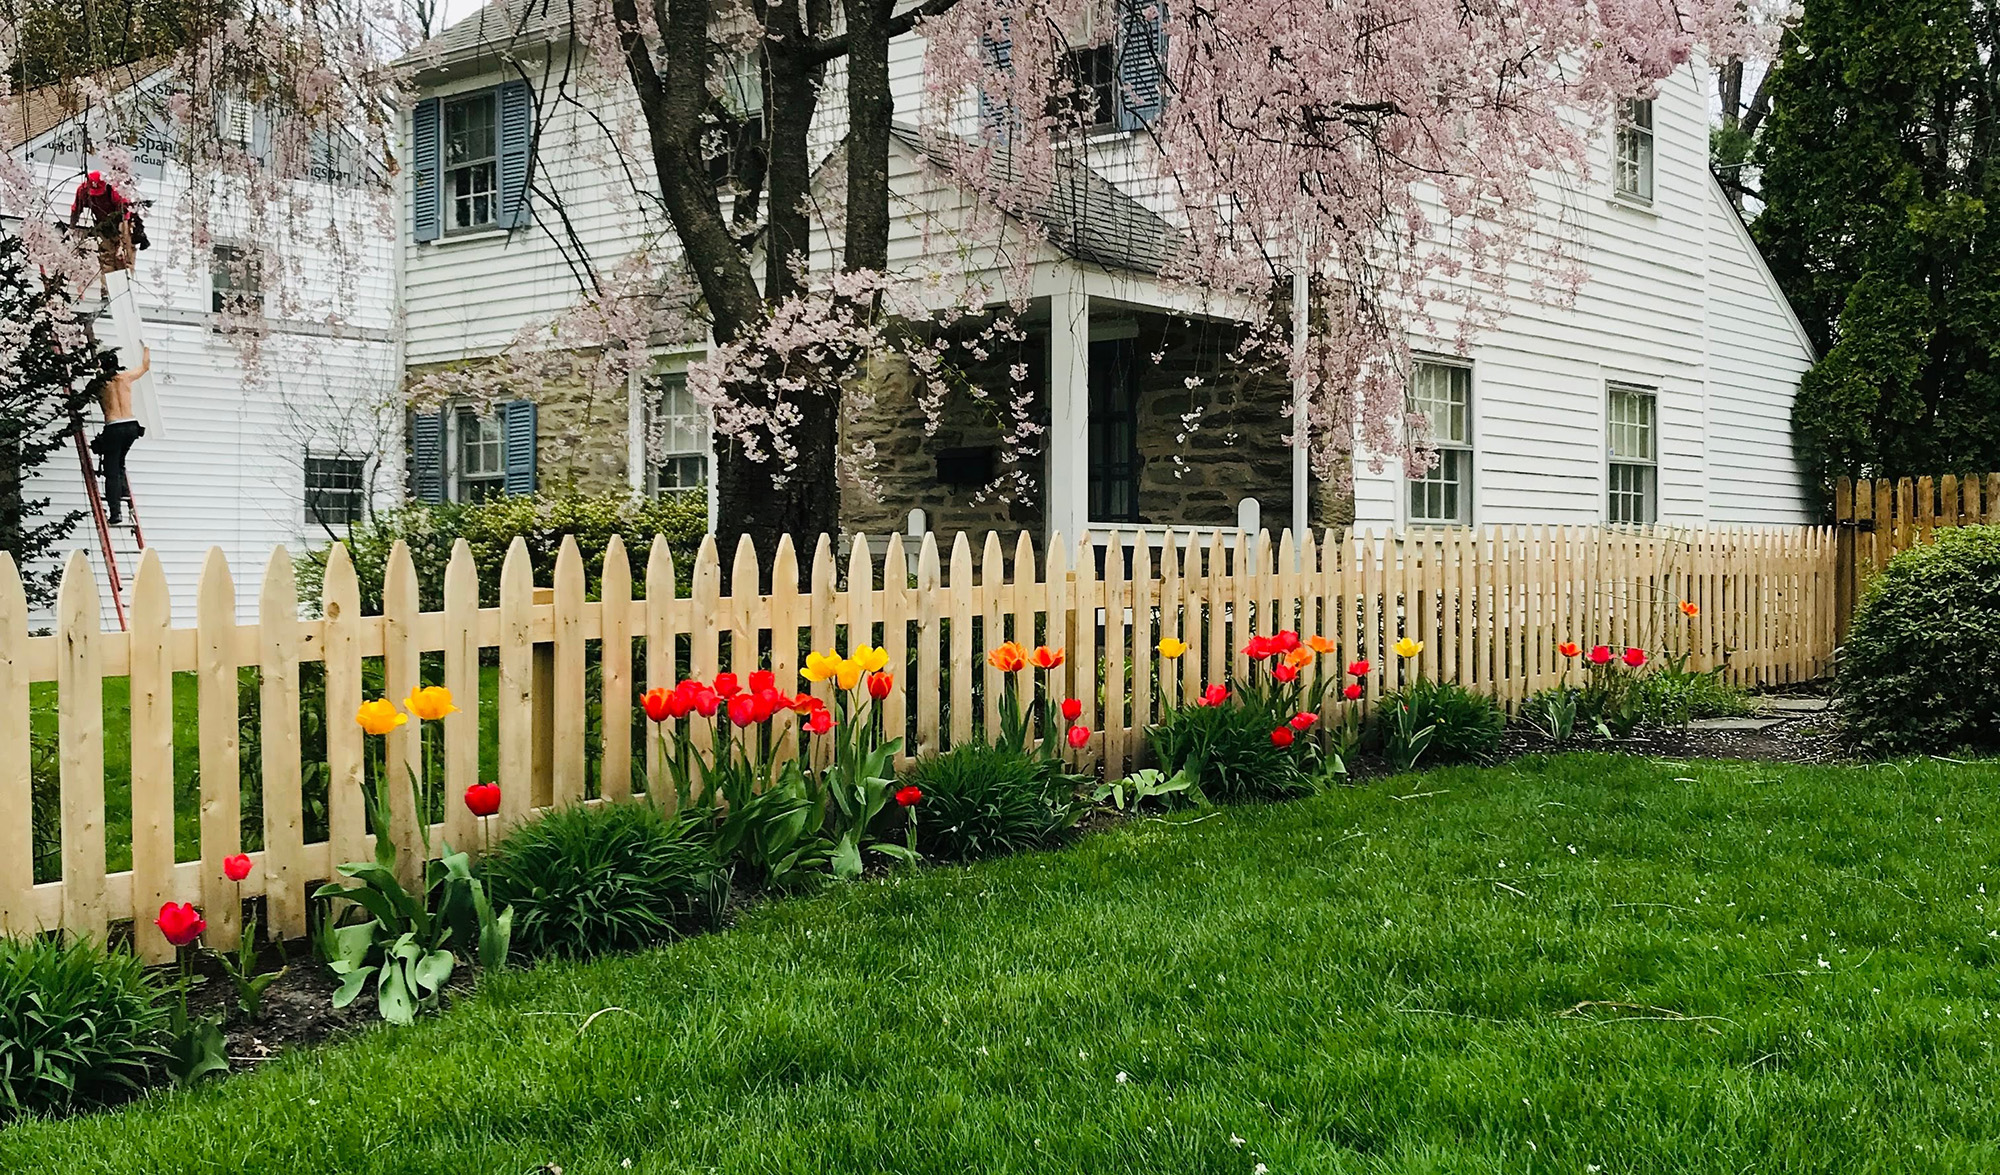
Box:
(0, 554), (28, 941)
(600, 536), (633, 803)
(443, 539), (481, 850)
(1834, 477), (1856, 647)
(128, 551), (174, 960)
(195, 548), (241, 949)
(259, 547), (306, 941)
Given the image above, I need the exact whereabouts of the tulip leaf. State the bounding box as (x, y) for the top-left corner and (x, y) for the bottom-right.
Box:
(413, 949), (455, 994)
(377, 963), (417, 1027)
(331, 965), (375, 1009)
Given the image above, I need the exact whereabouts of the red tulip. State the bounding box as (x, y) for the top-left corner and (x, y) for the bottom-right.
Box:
(1029, 645), (1064, 670)
(1289, 712), (1317, 731)
(806, 709), (834, 735)
(155, 902), (206, 947)
(1061, 697), (1083, 722)
(1272, 663), (1298, 683)
(1342, 682), (1364, 701)
(713, 672), (739, 697)
(1200, 683), (1229, 707)
(1587, 645), (1614, 666)
(1622, 647), (1647, 668)
(790, 693), (825, 714)
(642, 688), (672, 722)
(895, 785), (923, 808)
(749, 691), (778, 723)
(748, 669), (776, 694)
(465, 782), (501, 817)
(867, 672), (895, 700)
(1066, 724), (1091, 749)
(728, 693), (757, 727)
(693, 688), (721, 718)
(1346, 659), (1371, 678)
(1243, 636), (1276, 661)
(222, 853), (252, 883)
(1276, 630), (1300, 653)
(1270, 726), (1294, 749)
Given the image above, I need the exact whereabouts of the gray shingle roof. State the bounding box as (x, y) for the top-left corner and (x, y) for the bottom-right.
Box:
(401, 0), (567, 74)
(891, 125), (1179, 276)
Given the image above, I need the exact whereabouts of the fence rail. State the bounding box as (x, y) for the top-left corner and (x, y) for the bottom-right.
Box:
(0, 522), (1836, 956)
(1832, 474), (2000, 638)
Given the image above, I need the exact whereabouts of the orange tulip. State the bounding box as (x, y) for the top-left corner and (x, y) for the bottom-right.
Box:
(1557, 641), (1580, 659)
(987, 641), (1027, 672)
(1030, 645), (1065, 670)
(1679, 600), (1699, 618)
(1307, 635), (1338, 655)
(1284, 647), (1315, 671)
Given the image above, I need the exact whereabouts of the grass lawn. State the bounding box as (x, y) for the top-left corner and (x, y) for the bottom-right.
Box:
(5, 753), (1999, 1173)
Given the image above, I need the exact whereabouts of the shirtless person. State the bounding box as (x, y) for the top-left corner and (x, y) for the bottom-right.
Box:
(88, 346), (148, 524)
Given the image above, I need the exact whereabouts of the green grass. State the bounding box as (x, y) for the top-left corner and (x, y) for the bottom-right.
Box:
(6, 754), (2000, 1172)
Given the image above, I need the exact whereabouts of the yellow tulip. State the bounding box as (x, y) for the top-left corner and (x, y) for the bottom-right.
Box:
(835, 658), (866, 691)
(853, 645), (890, 674)
(404, 685), (459, 721)
(355, 698), (408, 736)
(800, 650), (839, 683)
(1394, 637), (1424, 658)
(1157, 637), (1188, 659)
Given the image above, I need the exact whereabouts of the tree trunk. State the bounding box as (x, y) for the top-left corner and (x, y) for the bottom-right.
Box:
(844, 0), (896, 274)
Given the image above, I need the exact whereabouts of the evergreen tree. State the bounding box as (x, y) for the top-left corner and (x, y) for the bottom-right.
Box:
(1753, 0), (2000, 510)
(0, 234), (104, 608)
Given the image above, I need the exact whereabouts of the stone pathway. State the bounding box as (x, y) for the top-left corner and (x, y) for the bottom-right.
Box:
(1686, 692), (1830, 733)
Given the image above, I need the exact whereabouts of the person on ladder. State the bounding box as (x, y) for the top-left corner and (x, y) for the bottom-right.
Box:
(69, 171), (149, 273)
(89, 345), (149, 524)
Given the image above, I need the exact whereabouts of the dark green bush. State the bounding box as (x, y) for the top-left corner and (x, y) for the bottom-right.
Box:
(1149, 699), (1317, 802)
(897, 745), (1081, 861)
(1381, 680), (1505, 768)
(0, 936), (167, 1118)
(1840, 526), (2000, 755)
(297, 490), (708, 614)
(481, 801), (727, 959)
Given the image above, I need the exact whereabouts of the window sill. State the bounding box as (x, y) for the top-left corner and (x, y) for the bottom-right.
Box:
(423, 228), (512, 248)
(1606, 193), (1657, 218)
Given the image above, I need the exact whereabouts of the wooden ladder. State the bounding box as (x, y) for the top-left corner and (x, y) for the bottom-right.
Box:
(71, 422), (146, 631)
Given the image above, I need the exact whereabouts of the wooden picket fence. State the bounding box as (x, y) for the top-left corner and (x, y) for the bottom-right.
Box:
(0, 522), (1836, 957)
(1831, 474), (2000, 639)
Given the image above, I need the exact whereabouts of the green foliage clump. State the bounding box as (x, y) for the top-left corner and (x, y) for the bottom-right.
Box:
(297, 490), (708, 614)
(1839, 526), (2000, 755)
(1752, 0), (2000, 502)
(0, 936), (167, 1118)
(1149, 699), (1317, 802)
(482, 802), (727, 959)
(897, 745), (1081, 861)
(1381, 680), (1504, 769)
(1632, 665), (1755, 726)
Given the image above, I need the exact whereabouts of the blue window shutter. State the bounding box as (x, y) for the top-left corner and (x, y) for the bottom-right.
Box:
(497, 81), (534, 229)
(412, 97), (441, 243)
(1115, 0), (1167, 130)
(411, 411), (445, 503)
(501, 399), (537, 497)
(978, 21), (1013, 142)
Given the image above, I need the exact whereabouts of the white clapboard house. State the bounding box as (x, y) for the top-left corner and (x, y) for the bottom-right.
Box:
(403, 0), (1815, 546)
(6, 61), (402, 623)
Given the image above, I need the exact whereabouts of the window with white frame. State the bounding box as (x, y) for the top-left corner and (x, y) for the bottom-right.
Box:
(649, 374), (710, 493)
(1406, 360), (1473, 525)
(1606, 383), (1657, 524)
(443, 91), (499, 231)
(708, 53), (765, 191)
(220, 97), (253, 146)
(304, 454), (366, 526)
(1614, 98), (1654, 203)
(210, 243), (264, 315)
(456, 409), (505, 501)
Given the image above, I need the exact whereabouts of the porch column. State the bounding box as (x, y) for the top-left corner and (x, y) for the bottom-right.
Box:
(1046, 286), (1090, 547)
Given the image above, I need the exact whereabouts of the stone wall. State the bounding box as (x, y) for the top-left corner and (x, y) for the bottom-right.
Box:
(404, 359), (631, 496)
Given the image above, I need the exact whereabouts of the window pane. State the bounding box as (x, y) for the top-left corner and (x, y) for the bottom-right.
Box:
(445, 95), (495, 165)
(304, 456), (365, 525)
(1408, 449), (1469, 524)
(1607, 385), (1656, 461)
(1607, 461), (1655, 524)
(1615, 99), (1654, 201)
(1409, 361), (1469, 445)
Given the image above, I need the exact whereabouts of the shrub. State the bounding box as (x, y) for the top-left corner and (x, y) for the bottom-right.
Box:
(481, 801), (727, 959)
(296, 489), (708, 615)
(1633, 664), (1755, 726)
(897, 744), (1081, 861)
(1840, 526), (2000, 755)
(1149, 698), (1317, 802)
(0, 936), (168, 1118)
(1381, 679), (1504, 769)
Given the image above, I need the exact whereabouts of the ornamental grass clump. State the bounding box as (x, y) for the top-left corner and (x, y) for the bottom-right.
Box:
(0, 936), (168, 1119)
(895, 744), (1082, 861)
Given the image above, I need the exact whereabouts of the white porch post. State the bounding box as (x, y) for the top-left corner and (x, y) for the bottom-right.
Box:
(1046, 286), (1090, 546)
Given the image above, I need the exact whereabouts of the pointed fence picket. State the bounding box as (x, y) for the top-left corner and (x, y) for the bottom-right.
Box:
(0, 522), (1838, 946)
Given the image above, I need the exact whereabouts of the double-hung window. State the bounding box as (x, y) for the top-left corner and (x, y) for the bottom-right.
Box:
(649, 374), (710, 493)
(456, 409), (505, 501)
(444, 91), (499, 231)
(1614, 98), (1654, 203)
(304, 454), (366, 526)
(1606, 383), (1658, 524)
(1406, 360), (1472, 525)
(210, 243), (264, 315)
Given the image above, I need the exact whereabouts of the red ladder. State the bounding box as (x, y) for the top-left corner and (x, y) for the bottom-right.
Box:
(71, 422), (146, 631)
